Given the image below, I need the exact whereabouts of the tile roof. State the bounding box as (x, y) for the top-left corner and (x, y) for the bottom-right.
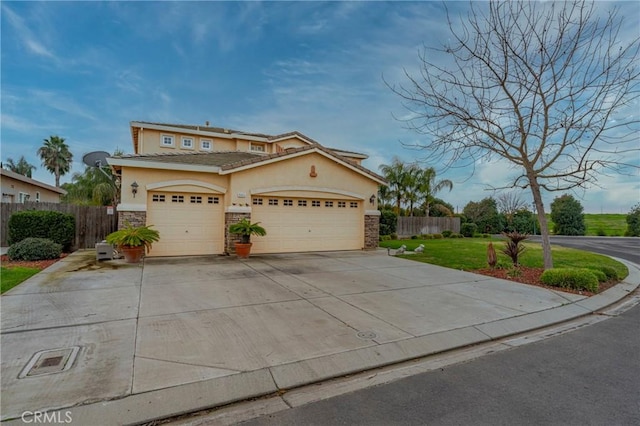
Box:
(112, 147), (387, 183)
(113, 151), (261, 167)
(131, 121), (320, 143)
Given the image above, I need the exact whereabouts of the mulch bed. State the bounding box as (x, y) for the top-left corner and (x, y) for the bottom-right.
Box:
(472, 266), (618, 297)
(1, 254), (67, 270)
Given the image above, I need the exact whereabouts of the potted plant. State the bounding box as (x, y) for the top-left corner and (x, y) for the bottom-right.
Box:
(228, 218), (266, 258)
(106, 221), (160, 263)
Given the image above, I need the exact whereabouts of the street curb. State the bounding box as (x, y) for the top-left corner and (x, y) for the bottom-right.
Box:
(8, 258), (639, 426)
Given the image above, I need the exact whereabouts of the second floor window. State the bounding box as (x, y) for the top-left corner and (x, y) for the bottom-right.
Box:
(161, 135), (174, 147)
(182, 137), (194, 149)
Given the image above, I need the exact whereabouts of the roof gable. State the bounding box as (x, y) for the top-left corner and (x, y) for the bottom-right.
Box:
(109, 146), (386, 185)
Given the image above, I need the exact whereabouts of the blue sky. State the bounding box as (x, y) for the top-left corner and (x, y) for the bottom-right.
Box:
(2, 1), (638, 213)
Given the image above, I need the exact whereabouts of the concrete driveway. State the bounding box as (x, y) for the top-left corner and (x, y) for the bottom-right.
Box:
(2, 249), (639, 425)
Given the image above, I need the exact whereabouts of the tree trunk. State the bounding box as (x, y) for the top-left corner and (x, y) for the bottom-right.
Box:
(55, 164), (60, 187)
(527, 175), (553, 269)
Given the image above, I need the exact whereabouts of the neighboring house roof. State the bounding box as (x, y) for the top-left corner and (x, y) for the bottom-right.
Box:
(0, 168), (67, 194)
(109, 145), (387, 185)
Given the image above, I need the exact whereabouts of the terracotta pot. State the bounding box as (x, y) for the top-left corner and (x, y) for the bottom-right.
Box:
(234, 242), (252, 259)
(120, 246), (145, 263)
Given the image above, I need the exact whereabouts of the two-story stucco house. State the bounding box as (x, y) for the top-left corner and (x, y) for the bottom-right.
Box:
(0, 168), (66, 203)
(107, 121), (386, 257)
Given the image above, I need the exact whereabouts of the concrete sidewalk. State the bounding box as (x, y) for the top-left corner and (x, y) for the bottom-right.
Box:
(1, 249), (639, 425)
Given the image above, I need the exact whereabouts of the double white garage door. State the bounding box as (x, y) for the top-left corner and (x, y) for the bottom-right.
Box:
(146, 192), (363, 256)
(250, 196), (363, 254)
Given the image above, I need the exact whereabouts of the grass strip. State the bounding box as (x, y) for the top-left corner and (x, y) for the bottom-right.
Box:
(1, 266), (40, 294)
(379, 238), (628, 279)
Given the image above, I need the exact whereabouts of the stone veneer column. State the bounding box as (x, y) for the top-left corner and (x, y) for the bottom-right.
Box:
(225, 211), (251, 254)
(118, 211), (146, 229)
(364, 212), (380, 250)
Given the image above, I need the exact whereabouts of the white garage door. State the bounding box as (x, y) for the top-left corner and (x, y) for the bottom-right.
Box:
(146, 192), (224, 256)
(250, 196), (363, 253)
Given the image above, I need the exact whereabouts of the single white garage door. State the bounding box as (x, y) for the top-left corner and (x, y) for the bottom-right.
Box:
(250, 196), (363, 253)
(146, 192), (224, 256)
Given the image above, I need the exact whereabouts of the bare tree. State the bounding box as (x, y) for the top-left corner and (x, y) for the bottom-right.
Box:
(496, 191), (529, 224)
(388, 1), (639, 268)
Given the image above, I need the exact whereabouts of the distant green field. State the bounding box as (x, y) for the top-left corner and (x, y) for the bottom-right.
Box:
(545, 213), (627, 236)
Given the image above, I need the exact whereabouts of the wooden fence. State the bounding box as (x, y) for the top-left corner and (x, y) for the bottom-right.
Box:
(397, 216), (461, 237)
(1, 202), (118, 250)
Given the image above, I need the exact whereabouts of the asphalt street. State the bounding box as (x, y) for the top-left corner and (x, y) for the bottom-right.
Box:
(529, 235), (640, 264)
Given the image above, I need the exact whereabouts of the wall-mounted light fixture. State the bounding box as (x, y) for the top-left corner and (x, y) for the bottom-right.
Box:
(131, 181), (139, 198)
(369, 194), (376, 204)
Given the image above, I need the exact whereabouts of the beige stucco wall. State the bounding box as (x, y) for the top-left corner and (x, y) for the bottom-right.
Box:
(135, 129), (317, 156)
(137, 129), (238, 154)
(119, 167), (229, 207)
(227, 151), (379, 208)
(117, 151), (380, 211)
(1, 176), (63, 203)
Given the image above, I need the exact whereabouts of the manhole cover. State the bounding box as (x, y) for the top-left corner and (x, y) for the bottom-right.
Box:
(19, 347), (80, 379)
(356, 331), (377, 340)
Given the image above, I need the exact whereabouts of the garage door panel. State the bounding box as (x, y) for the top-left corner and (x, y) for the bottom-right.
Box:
(146, 191), (224, 256)
(251, 197), (362, 253)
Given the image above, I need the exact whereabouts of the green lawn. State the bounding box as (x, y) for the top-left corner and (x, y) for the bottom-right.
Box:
(545, 213), (627, 236)
(379, 237), (628, 279)
(1, 267), (40, 294)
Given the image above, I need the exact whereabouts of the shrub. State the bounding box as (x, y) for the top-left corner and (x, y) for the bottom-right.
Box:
(550, 194), (586, 236)
(442, 230), (453, 238)
(591, 265), (618, 280)
(380, 209), (398, 236)
(588, 269), (607, 282)
(450, 233), (464, 238)
(462, 198), (504, 233)
(380, 235), (392, 241)
(8, 210), (75, 251)
(596, 228), (606, 236)
(411, 235), (419, 240)
(432, 233), (444, 239)
(540, 268), (599, 292)
(8, 238), (62, 261)
(424, 234), (435, 239)
(625, 203), (640, 237)
(390, 233), (398, 240)
(461, 223), (478, 238)
(482, 234), (491, 238)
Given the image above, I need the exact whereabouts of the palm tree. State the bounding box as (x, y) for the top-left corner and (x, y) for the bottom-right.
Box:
(379, 157), (411, 215)
(61, 150), (120, 206)
(4, 156), (36, 177)
(404, 164), (423, 216)
(38, 135), (73, 187)
(377, 185), (392, 209)
(416, 167), (453, 217)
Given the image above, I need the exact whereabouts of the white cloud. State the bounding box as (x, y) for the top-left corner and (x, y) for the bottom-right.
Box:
(2, 4), (57, 60)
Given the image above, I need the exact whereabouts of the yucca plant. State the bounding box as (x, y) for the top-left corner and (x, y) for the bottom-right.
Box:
(106, 221), (160, 253)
